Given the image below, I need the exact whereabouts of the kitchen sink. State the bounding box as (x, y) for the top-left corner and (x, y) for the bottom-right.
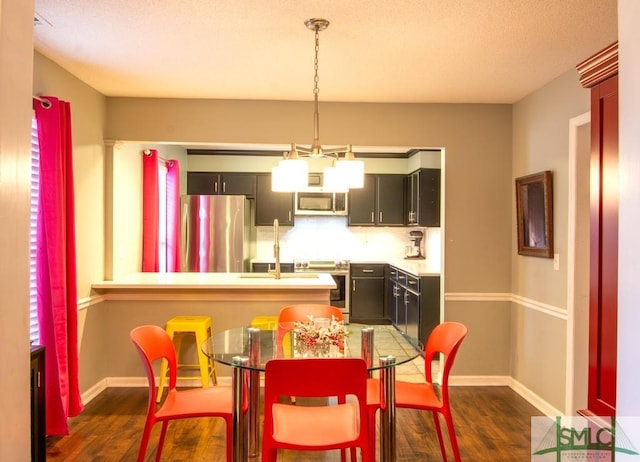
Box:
(239, 273), (319, 279)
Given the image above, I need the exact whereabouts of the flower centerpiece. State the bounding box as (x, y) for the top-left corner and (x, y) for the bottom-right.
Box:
(293, 315), (349, 357)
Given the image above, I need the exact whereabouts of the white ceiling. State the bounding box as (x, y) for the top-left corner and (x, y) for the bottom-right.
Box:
(33, 0), (617, 104)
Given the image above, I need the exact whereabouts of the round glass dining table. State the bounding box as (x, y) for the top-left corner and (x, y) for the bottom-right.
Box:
(202, 324), (420, 462)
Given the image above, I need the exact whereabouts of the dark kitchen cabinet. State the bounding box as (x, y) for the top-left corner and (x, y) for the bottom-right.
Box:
(386, 265), (440, 350)
(348, 175), (376, 225)
(419, 276), (441, 347)
(406, 168), (440, 227)
(251, 262), (295, 273)
(348, 174), (405, 226)
(350, 263), (386, 323)
(255, 174), (294, 226)
(385, 266), (399, 321)
(187, 172), (257, 198)
(31, 345), (45, 462)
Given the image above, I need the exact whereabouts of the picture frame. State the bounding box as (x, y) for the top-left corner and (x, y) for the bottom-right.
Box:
(515, 170), (554, 258)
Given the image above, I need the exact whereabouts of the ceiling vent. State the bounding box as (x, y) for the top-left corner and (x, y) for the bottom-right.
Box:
(33, 12), (52, 27)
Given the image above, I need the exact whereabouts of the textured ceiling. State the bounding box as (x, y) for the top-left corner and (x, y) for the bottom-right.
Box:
(33, 0), (617, 104)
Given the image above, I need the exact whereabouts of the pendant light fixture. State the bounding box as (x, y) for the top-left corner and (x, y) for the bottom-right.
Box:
(272, 18), (364, 192)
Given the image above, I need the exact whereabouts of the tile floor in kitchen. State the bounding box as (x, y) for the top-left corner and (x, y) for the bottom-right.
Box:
(345, 323), (428, 383)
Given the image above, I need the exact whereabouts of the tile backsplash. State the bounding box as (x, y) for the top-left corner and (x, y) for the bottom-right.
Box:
(255, 216), (441, 263)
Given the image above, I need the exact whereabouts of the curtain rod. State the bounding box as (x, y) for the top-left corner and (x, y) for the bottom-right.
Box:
(33, 96), (52, 109)
(143, 149), (174, 166)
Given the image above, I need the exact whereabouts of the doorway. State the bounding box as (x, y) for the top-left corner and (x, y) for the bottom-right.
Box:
(566, 112), (590, 414)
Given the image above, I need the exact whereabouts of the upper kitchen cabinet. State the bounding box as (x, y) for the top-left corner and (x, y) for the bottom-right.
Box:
(255, 174), (294, 226)
(187, 172), (257, 198)
(348, 174), (405, 226)
(406, 168), (440, 227)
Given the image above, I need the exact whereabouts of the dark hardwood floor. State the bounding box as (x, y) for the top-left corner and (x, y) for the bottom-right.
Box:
(46, 385), (543, 461)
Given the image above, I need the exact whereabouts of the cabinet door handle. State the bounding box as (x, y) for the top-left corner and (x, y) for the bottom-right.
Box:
(352, 280), (357, 292)
(362, 269), (374, 273)
(288, 211), (292, 221)
(409, 280), (417, 285)
(371, 212), (375, 223)
(379, 212), (383, 222)
(214, 180), (218, 194)
(222, 181), (226, 193)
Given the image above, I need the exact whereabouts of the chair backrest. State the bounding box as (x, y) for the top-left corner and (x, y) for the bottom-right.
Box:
(278, 304), (344, 323)
(130, 325), (177, 405)
(262, 357), (369, 449)
(276, 304), (344, 356)
(424, 322), (468, 389)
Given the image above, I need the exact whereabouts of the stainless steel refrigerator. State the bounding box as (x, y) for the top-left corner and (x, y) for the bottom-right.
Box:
(181, 195), (255, 272)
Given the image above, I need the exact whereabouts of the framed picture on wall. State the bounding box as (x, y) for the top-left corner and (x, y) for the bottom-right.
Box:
(515, 170), (554, 258)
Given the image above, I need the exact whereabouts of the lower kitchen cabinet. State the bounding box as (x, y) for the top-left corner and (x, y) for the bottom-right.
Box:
(251, 262), (294, 273)
(385, 265), (440, 349)
(350, 263), (387, 323)
(419, 276), (441, 345)
(31, 345), (45, 462)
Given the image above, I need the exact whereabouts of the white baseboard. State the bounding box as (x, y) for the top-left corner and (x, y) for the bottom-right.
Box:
(448, 375), (510, 386)
(82, 374), (560, 419)
(447, 375), (562, 417)
(506, 377), (563, 417)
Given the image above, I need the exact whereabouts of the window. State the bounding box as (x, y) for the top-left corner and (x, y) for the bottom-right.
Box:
(30, 118), (40, 343)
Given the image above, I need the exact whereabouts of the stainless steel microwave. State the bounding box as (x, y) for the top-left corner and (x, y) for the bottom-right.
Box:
(294, 188), (348, 216)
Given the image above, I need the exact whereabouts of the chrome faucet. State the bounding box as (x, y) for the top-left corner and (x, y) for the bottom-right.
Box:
(268, 218), (281, 279)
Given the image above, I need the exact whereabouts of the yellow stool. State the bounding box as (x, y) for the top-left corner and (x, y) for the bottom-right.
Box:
(250, 315), (278, 330)
(157, 315), (217, 402)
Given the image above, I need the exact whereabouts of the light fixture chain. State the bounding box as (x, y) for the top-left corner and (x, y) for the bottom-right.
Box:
(313, 27), (320, 96)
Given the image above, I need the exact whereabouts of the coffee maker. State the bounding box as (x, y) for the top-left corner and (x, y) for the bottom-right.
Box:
(404, 230), (425, 260)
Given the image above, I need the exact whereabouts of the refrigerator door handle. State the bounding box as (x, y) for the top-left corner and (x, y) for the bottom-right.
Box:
(181, 202), (190, 271)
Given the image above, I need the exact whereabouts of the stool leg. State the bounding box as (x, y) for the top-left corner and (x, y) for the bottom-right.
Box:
(195, 328), (213, 388)
(157, 327), (178, 402)
(207, 326), (218, 385)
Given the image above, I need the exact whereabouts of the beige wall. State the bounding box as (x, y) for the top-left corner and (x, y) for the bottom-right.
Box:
(32, 52), (110, 393)
(33, 52), (108, 299)
(103, 98), (514, 386)
(510, 69), (590, 411)
(0, 0), (35, 459)
(32, 47), (589, 414)
(33, 68), (516, 392)
(107, 98), (513, 295)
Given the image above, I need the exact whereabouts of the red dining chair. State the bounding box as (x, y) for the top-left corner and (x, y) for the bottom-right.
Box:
(261, 357), (371, 462)
(276, 304), (344, 357)
(367, 322), (468, 462)
(130, 325), (233, 462)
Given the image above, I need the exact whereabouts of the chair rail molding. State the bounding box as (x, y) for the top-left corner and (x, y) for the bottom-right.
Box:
(444, 292), (567, 320)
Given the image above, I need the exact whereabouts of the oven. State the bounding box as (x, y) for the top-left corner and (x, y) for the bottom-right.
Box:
(294, 259), (350, 322)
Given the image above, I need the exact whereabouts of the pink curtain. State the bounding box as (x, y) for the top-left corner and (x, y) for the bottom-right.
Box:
(142, 149), (159, 271)
(166, 159), (181, 272)
(34, 96), (84, 435)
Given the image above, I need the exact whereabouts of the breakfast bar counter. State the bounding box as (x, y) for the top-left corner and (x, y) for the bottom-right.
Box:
(90, 272), (336, 381)
(92, 271), (336, 300)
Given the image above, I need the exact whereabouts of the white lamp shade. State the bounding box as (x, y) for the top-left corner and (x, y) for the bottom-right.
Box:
(271, 159), (308, 192)
(323, 166), (349, 192)
(335, 159), (364, 188)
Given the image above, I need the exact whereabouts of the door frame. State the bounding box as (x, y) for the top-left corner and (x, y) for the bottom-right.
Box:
(565, 111), (591, 414)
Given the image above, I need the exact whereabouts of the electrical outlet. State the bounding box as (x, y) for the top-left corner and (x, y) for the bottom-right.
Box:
(554, 253), (560, 271)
